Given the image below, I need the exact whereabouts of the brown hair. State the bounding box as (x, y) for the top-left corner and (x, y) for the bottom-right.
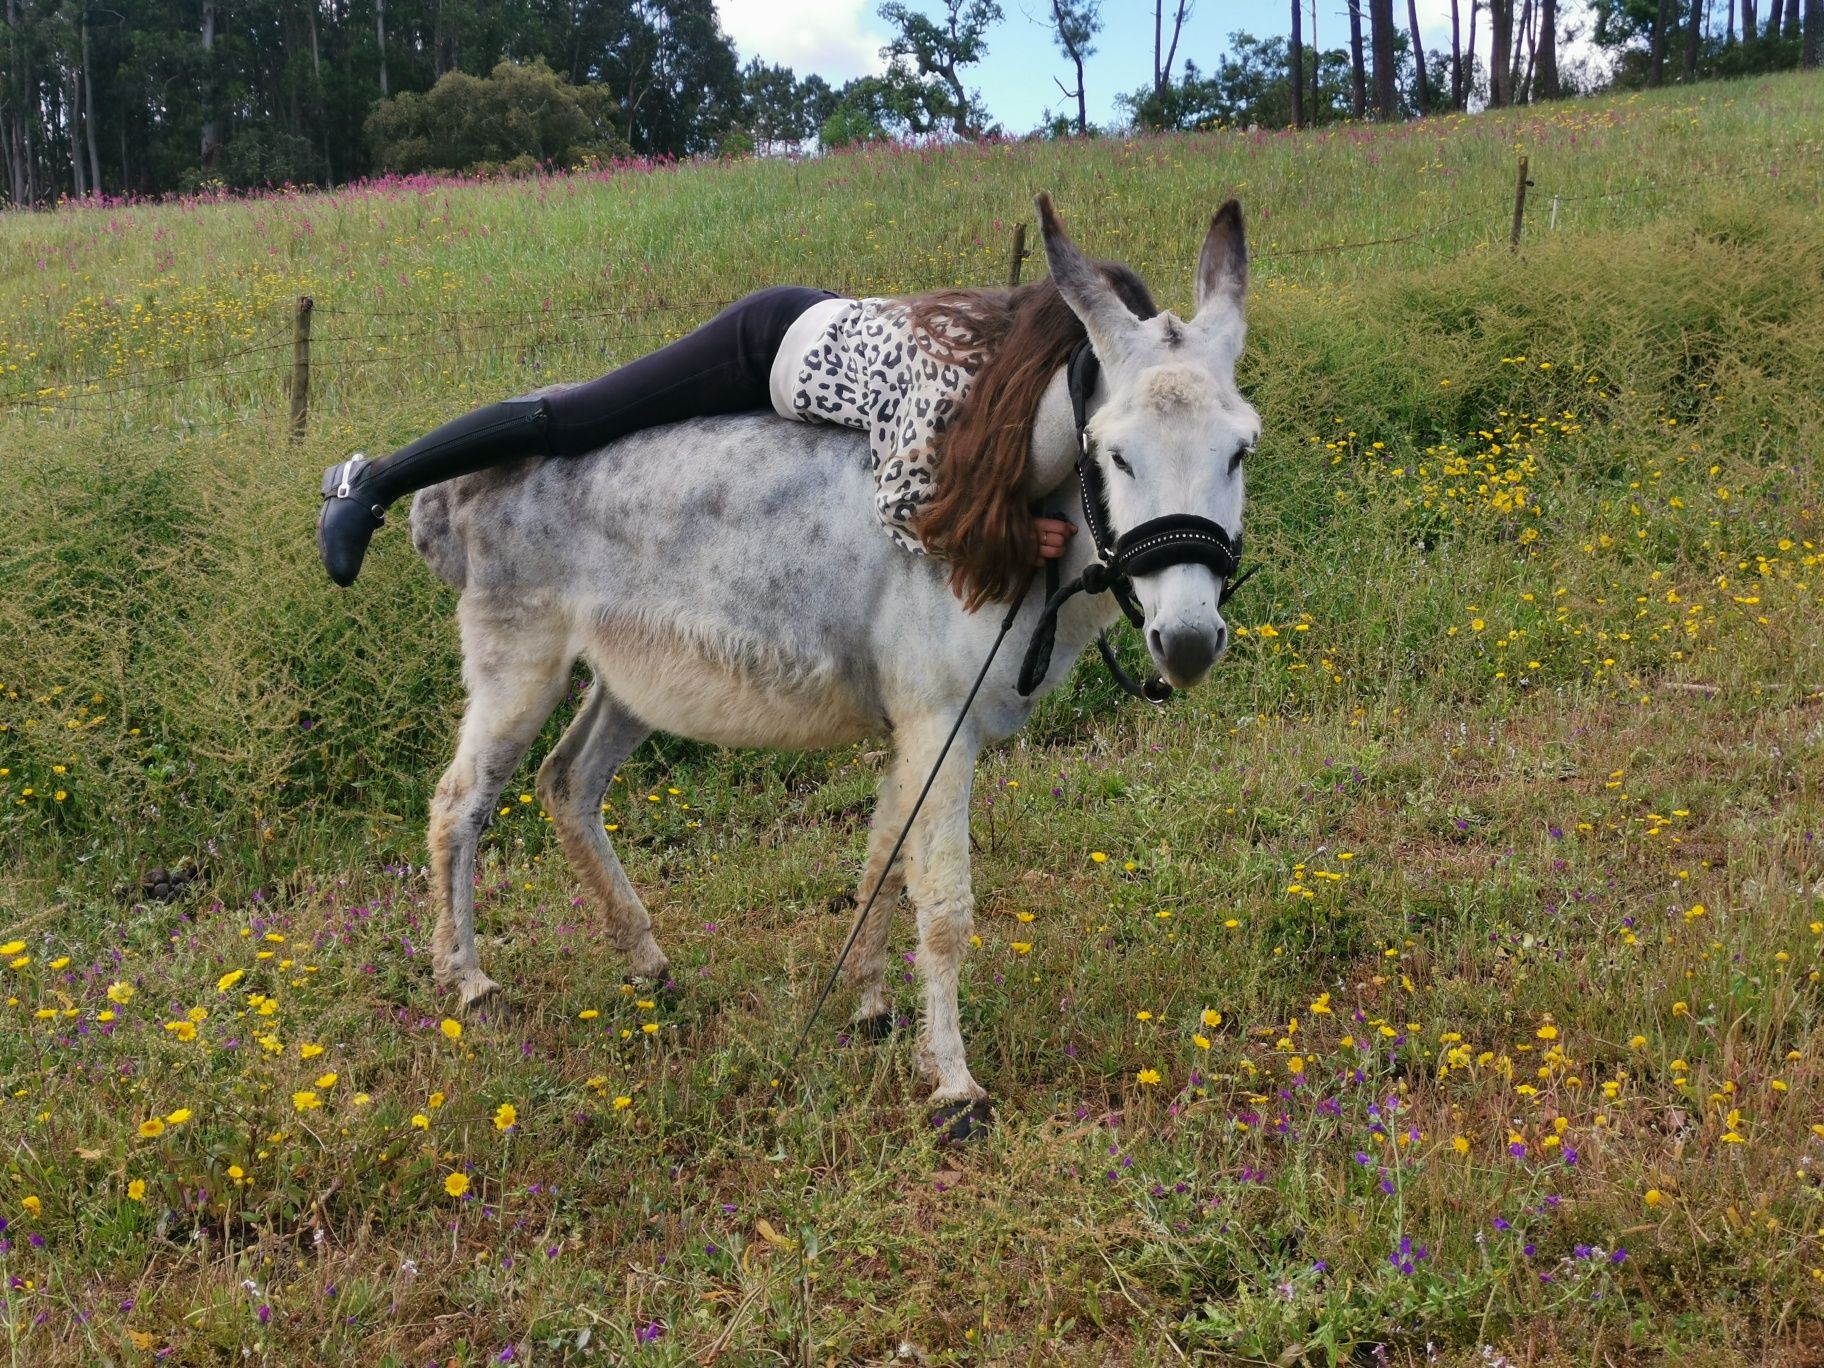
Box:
(902, 262), (1159, 611)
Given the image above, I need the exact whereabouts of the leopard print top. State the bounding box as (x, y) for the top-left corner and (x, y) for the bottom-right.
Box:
(785, 298), (986, 555)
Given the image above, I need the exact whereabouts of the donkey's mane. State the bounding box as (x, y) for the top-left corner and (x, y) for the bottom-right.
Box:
(901, 263), (1158, 611)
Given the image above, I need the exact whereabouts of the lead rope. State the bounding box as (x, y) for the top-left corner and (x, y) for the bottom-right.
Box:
(775, 570), (1037, 1088)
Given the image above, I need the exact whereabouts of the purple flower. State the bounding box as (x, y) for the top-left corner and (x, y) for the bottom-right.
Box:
(1492, 1217), (1511, 1231)
(1611, 1248), (1628, 1264)
(257, 1305), (271, 1325)
(637, 1321), (665, 1344)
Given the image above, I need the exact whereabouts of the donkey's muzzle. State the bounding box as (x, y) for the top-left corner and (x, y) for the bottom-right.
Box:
(1149, 620), (1227, 689)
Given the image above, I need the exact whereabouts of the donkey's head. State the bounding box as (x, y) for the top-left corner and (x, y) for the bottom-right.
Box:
(1037, 193), (1257, 690)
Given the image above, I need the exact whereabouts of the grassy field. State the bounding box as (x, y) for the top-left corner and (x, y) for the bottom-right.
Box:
(4, 71), (1824, 1363)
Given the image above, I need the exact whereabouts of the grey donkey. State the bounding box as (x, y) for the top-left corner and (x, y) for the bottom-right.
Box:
(407, 197), (1258, 1118)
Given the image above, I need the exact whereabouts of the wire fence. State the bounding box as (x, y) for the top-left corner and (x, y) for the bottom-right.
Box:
(3, 142), (1819, 425)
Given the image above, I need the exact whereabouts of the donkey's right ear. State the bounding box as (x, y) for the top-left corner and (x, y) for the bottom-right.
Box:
(1035, 193), (1142, 363)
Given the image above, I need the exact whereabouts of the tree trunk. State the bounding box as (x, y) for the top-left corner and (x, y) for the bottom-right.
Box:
(80, 15), (99, 193)
(1075, 55), (1087, 133)
(200, 2), (218, 167)
(1684, 0), (1704, 74)
(1408, 0), (1430, 111)
(1351, 0), (1369, 116)
(1468, 0), (1480, 106)
(1536, 0), (1559, 97)
(1649, 0), (1670, 84)
(1370, 0), (1398, 115)
(376, 0), (389, 97)
(1511, 0), (1533, 96)
(1291, 0), (1306, 126)
(1805, 0), (1822, 64)
(63, 69), (83, 196)
(1742, 0), (1757, 39)
(1489, 0), (1511, 106)
(1448, 0), (1462, 109)
(1784, 0), (1800, 37)
(1725, 0), (1735, 43)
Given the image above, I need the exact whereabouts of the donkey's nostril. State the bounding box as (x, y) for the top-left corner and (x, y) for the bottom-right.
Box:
(1148, 627), (1165, 657)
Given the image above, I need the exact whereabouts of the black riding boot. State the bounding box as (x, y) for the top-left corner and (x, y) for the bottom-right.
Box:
(316, 398), (550, 587)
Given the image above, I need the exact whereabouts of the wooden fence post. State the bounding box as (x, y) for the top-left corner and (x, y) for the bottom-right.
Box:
(290, 295), (313, 440)
(1509, 156), (1532, 252)
(1007, 223), (1029, 287)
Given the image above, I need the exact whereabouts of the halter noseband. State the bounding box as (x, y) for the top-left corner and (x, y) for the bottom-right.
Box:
(1016, 340), (1256, 703)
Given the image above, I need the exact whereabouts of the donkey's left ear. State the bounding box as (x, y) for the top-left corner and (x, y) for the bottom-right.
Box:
(1193, 199), (1248, 317)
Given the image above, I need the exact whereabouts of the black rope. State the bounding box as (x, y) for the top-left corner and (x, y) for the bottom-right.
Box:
(776, 572), (1035, 1087)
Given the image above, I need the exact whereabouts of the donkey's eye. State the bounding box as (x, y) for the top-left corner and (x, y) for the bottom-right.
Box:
(1108, 449), (1134, 477)
(1227, 443), (1252, 475)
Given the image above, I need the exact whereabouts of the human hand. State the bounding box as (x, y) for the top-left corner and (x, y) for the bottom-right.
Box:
(1034, 516), (1077, 561)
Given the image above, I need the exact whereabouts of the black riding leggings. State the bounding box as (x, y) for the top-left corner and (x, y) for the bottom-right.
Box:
(361, 285), (839, 505)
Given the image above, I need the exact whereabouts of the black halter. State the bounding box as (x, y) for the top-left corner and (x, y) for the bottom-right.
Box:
(1016, 340), (1256, 703)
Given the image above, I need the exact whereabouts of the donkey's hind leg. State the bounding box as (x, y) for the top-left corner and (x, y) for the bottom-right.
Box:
(535, 681), (668, 981)
(429, 597), (575, 1010)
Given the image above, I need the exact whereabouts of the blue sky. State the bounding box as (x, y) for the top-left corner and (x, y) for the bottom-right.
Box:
(714, 0), (1475, 132)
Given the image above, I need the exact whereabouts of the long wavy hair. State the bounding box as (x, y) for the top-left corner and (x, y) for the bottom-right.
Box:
(901, 263), (1159, 611)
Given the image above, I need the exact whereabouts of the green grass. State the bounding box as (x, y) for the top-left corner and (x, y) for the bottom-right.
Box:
(3, 71), (1824, 1363)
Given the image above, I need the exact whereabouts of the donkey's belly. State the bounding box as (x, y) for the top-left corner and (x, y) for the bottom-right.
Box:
(586, 615), (882, 750)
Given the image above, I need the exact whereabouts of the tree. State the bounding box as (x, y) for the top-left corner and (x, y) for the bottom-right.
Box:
(741, 57), (808, 151)
(1350, 0), (1369, 116)
(1153, 0), (1191, 101)
(1370, 0), (1398, 113)
(1290, 0), (1305, 125)
(1047, 0), (1101, 135)
(1407, 0), (1431, 110)
(1537, 0), (1562, 94)
(1806, 0), (1821, 64)
(1489, 0), (1514, 103)
(366, 59), (629, 175)
(877, 0), (1002, 138)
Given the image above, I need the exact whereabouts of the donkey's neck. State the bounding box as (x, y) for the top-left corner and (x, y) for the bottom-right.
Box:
(1022, 362), (1101, 502)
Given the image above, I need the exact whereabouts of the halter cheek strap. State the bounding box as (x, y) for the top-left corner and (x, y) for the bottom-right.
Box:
(1016, 340), (1256, 702)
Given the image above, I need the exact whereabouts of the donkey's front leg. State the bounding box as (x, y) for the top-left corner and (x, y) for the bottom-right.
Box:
(840, 752), (913, 1032)
(902, 725), (987, 1109)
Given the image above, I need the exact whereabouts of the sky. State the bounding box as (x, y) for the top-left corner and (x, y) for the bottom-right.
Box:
(714, 0), (1507, 133)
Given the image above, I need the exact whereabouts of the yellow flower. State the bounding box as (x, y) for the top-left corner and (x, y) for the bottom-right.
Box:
(1090, 852), (1108, 864)
(126, 1179), (146, 1202)
(1202, 1008), (1223, 1028)
(106, 981), (134, 1004)
(439, 1018), (462, 1040)
(1010, 942), (1032, 954)
(641, 1022), (659, 1035)
(1135, 1011), (1153, 1022)
(315, 1072), (338, 1089)
(165, 1108), (192, 1126)
(1193, 1034), (1211, 1049)
(444, 1172), (470, 1198)
(0, 940), (23, 957)
(493, 1102), (518, 1131)
(429, 1091), (446, 1109)
(164, 1020), (197, 1042)
(216, 969), (245, 993)
(1536, 1024), (1558, 1040)
(578, 1009), (599, 1020)
(1136, 1068), (1161, 1086)
(1629, 1035), (1648, 1049)
(613, 1095), (633, 1110)
(49, 957), (69, 970)
(228, 1165), (245, 1182)
(1452, 1135), (1470, 1155)
(412, 1113), (431, 1129)
(299, 1042), (324, 1059)
(21, 1195), (41, 1217)
(137, 1117), (165, 1138)
(291, 1091), (322, 1112)
(1645, 1188), (1664, 1208)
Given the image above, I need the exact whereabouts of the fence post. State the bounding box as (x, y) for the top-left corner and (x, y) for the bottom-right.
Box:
(289, 295), (313, 440)
(1509, 156), (1532, 253)
(1007, 222), (1029, 287)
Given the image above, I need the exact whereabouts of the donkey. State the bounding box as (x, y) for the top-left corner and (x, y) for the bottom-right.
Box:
(407, 196), (1257, 1118)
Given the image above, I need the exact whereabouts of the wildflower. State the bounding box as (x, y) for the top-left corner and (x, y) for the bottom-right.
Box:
(137, 1118), (165, 1139)
(641, 1022), (659, 1035)
(429, 1091), (445, 1108)
(1645, 1189), (1663, 1208)
(578, 1009), (598, 1020)
(126, 1179), (146, 1202)
(1194, 1035), (1211, 1049)
(444, 1172), (471, 1198)
(494, 1102), (518, 1131)
(1090, 852), (1108, 864)
(1202, 1008), (1223, 1028)
(300, 1042), (324, 1059)
(613, 1096), (633, 1110)
(411, 1114), (430, 1130)
(315, 1073), (338, 1089)
(106, 981), (134, 1004)
(165, 1108), (192, 1126)
(291, 1091), (322, 1112)
(0, 940), (22, 956)
(1536, 1024), (1558, 1040)
(21, 1195), (41, 1217)
(1136, 1068), (1161, 1086)
(216, 969), (245, 993)
(1452, 1135), (1470, 1155)
(163, 1020), (197, 1042)
(439, 1018), (462, 1040)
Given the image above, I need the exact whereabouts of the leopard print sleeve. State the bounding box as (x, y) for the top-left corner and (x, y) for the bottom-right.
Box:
(788, 297), (984, 556)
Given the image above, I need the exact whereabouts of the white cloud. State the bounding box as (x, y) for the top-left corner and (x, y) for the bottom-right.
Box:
(717, 0), (890, 82)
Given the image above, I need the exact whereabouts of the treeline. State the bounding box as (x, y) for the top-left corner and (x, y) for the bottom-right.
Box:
(2, 0), (1819, 205)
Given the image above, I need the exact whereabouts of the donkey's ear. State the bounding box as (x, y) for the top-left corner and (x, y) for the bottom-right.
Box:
(1193, 199), (1248, 318)
(1036, 192), (1141, 361)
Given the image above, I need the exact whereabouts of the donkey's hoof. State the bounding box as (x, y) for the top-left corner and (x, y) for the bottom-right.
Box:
(852, 1013), (896, 1043)
(457, 971), (505, 1014)
(931, 1099), (993, 1144)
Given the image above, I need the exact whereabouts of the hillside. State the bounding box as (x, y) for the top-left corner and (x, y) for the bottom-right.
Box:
(2, 73), (1824, 1364)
